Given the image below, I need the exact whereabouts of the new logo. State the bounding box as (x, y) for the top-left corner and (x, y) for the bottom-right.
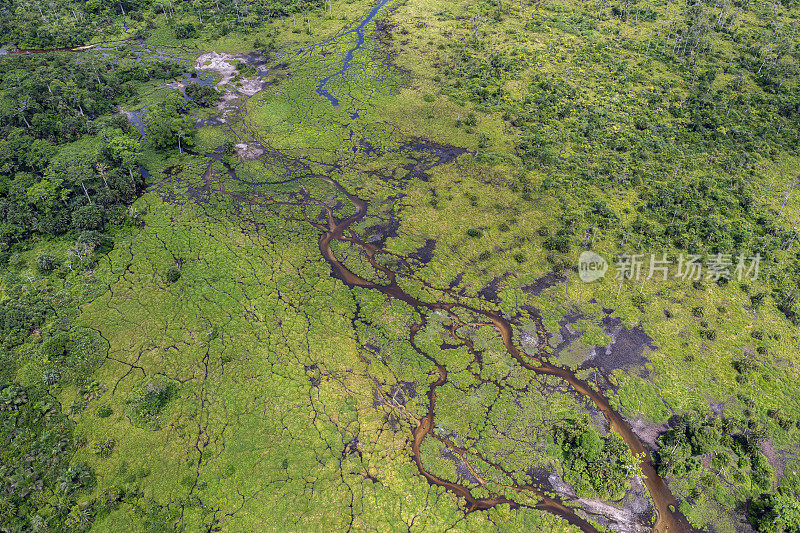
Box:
(578, 251), (608, 282)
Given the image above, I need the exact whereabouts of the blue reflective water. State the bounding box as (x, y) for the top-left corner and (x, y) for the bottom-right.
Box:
(189, 72), (217, 87)
(314, 0), (392, 107)
(126, 109), (147, 141)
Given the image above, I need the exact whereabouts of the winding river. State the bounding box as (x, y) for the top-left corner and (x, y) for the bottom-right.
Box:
(275, 171), (692, 532)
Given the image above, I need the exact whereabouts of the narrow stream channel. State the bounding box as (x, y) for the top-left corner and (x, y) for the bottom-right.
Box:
(312, 0), (393, 108)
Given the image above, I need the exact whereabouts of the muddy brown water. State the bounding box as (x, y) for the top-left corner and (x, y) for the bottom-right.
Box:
(150, 127), (689, 531)
(294, 174), (692, 532)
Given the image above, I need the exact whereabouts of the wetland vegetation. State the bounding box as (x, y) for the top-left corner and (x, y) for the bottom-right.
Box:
(1, 0), (799, 531)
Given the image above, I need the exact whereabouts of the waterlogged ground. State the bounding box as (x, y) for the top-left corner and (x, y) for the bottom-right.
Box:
(65, 0), (800, 532)
(75, 8), (592, 531)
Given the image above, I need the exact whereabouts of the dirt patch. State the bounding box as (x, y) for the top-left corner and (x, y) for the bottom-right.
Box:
(576, 496), (651, 533)
(195, 51), (269, 96)
(547, 473), (653, 532)
(196, 117), (226, 127)
(760, 439), (785, 481)
(215, 90), (240, 113)
(548, 473), (578, 498)
(629, 416), (670, 451)
(235, 143), (265, 160)
(519, 328), (540, 352)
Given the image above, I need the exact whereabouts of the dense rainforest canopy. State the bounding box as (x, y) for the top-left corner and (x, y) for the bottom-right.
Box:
(0, 0), (325, 48)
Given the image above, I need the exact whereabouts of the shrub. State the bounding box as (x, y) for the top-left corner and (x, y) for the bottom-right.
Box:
(185, 84), (221, 107)
(466, 228), (482, 238)
(553, 419), (638, 500)
(36, 253), (60, 274)
(165, 265), (181, 283)
(78, 230), (113, 254)
(749, 469), (800, 532)
(543, 234), (570, 253)
(175, 22), (198, 39)
(700, 329), (717, 341)
(0, 384), (28, 411)
(233, 61), (257, 78)
(222, 140), (236, 156)
(57, 464), (95, 496)
(750, 292), (766, 308)
(42, 368), (61, 386)
(41, 331), (70, 361)
(90, 439), (116, 458)
(72, 204), (105, 232)
(126, 379), (176, 430)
